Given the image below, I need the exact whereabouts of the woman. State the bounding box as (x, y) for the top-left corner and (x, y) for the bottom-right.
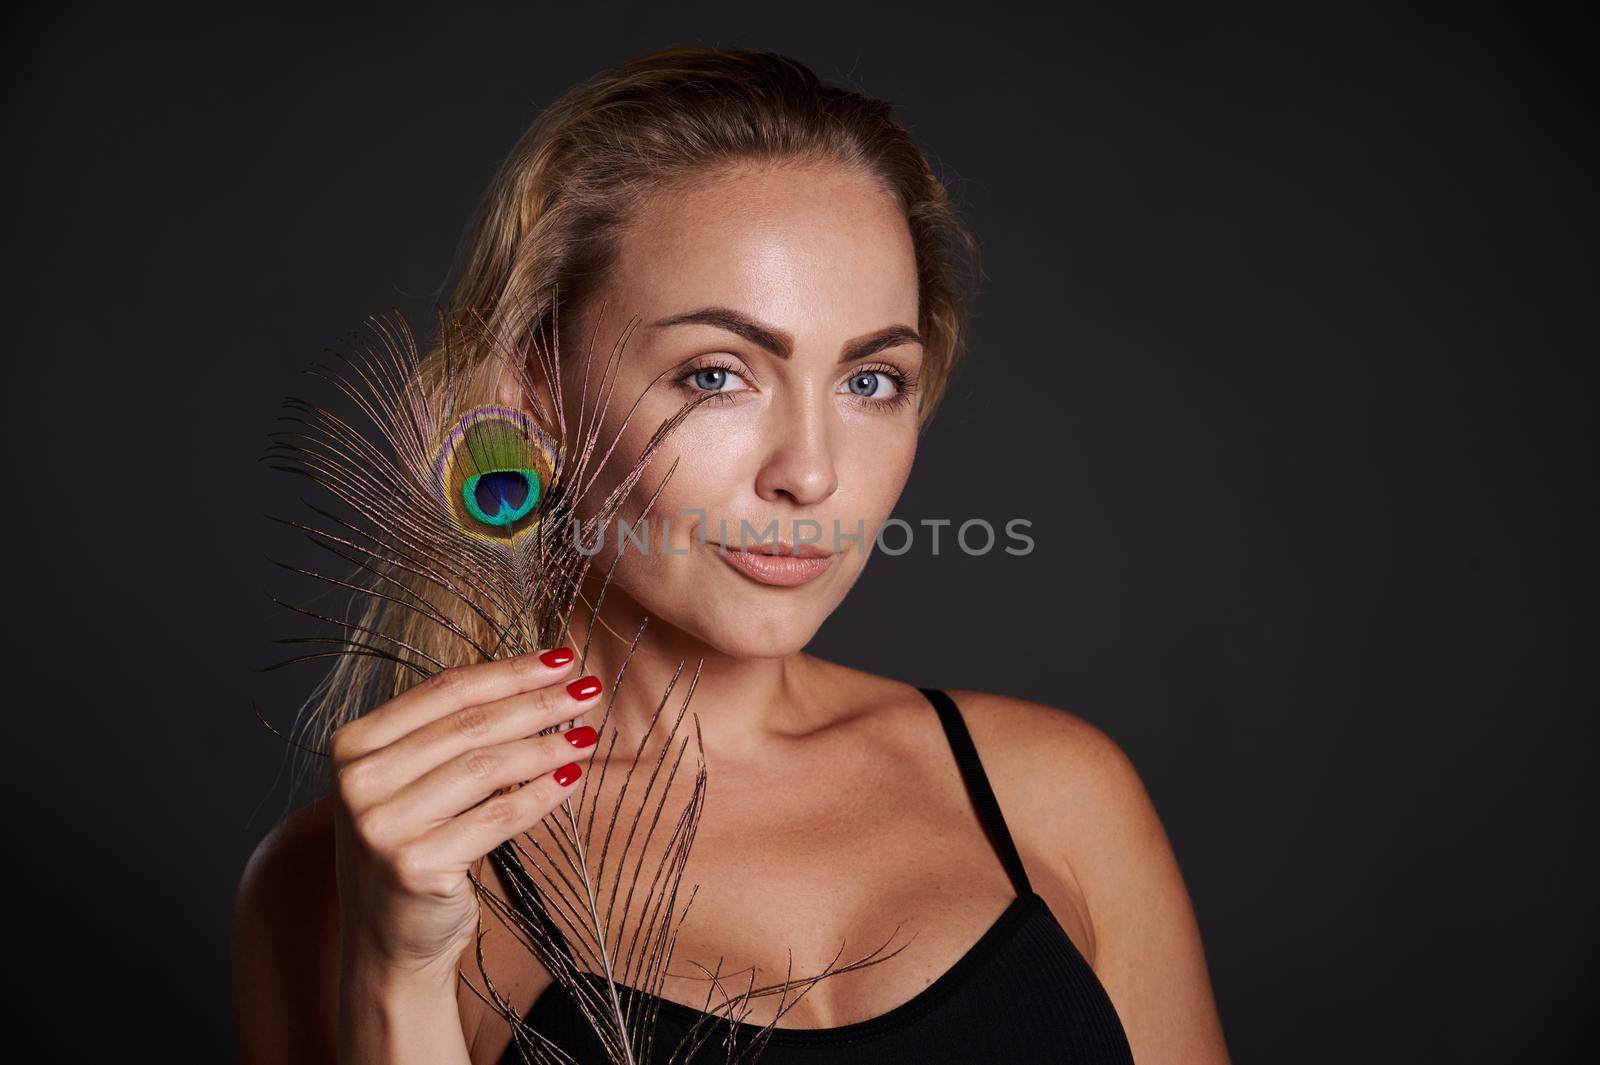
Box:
(233, 46), (1231, 1064)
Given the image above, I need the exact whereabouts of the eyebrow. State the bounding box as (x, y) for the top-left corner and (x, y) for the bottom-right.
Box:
(650, 306), (923, 364)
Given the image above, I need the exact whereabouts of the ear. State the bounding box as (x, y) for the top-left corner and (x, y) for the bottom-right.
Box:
(494, 342), (557, 427)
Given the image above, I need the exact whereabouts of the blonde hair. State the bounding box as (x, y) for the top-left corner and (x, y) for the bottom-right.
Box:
(281, 45), (983, 803)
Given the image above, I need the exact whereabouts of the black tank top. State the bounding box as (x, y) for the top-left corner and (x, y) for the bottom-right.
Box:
(495, 687), (1135, 1063)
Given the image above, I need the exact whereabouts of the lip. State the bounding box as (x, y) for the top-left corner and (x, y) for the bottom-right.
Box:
(711, 541), (836, 587)
(728, 539), (833, 558)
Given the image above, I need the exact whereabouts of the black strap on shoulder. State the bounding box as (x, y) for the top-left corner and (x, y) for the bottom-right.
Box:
(918, 687), (1033, 896)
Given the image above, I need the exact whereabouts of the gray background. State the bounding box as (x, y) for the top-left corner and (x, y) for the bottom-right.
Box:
(3, 3), (1589, 1061)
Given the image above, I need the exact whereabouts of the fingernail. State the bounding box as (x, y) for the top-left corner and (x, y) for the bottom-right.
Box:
(564, 726), (598, 749)
(566, 675), (602, 700)
(539, 647), (575, 668)
(554, 762), (582, 786)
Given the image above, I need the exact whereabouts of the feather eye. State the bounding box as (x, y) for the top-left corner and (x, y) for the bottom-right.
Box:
(434, 405), (562, 542)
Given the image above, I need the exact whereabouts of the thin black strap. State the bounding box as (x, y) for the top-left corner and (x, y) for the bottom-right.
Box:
(918, 687), (1033, 896)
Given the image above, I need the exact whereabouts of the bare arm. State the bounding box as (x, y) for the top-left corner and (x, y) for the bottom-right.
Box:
(233, 649), (601, 1064)
(1067, 723), (1231, 1063)
(233, 798), (341, 1065)
(956, 691), (1232, 1063)
(230, 800), (546, 1065)
(234, 795), (486, 1065)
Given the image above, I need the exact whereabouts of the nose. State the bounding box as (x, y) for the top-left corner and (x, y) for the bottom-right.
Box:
(753, 391), (839, 507)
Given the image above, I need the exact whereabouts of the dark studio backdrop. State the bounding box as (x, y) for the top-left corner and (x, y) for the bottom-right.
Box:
(2, 3), (1589, 1061)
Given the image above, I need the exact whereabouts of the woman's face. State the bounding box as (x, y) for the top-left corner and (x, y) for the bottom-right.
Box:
(554, 160), (923, 660)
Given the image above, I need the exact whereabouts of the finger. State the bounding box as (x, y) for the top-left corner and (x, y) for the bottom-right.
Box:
(331, 648), (581, 765)
(413, 758), (587, 870)
(368, 727), (600, 838)
(340, 673), (605, 806)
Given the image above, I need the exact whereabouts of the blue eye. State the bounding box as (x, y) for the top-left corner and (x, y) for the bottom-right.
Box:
(677, 360), (750, 402)
(690, 367), (735, 392)
(846, 370), (893, 398)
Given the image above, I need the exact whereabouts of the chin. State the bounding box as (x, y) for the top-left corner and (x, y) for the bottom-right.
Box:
(613, 580), (821, 658)
(662, 594), (823, 660)
(707, 619), (818, 660)
(611, 553), (852, 661)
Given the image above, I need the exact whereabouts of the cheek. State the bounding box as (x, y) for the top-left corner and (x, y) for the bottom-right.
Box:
(631, 419), (756, 526)
(573, 414), (752, 569)
(842, 421), (918, 519)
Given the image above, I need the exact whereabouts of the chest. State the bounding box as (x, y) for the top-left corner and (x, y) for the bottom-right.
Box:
(636, 786), (1019, 1028)
(463, 729), (1093, 1056)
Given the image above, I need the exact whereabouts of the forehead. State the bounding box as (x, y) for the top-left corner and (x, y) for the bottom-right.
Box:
(606, 161), (919, 339)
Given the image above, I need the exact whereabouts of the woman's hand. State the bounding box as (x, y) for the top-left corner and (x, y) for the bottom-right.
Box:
(328, 648), (603, 1063)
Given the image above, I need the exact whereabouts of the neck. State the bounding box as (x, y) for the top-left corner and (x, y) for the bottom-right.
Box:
(559, 580), (830, 761)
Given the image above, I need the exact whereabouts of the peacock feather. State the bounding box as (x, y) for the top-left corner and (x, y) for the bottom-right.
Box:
(258, 304), (906, 1064)
(435, 405), (560, 543)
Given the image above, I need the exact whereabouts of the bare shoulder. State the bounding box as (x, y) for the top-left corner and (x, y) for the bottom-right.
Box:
(938, 690), (1144, 929)
(942, 688), (1131, 795)
(944, 689), (1233, 1064)
(235, 794), (340, 951)
(232, 795), (341, 1064)
(238, 794), (338, 900)
(938, 689), (1144, 864)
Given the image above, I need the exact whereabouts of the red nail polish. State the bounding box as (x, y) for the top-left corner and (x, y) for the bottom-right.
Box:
(565, 726), (598, 749)
(553, 762), (582, 786)
(539, 647), (575, 668)
(566, 675), (602, 700)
